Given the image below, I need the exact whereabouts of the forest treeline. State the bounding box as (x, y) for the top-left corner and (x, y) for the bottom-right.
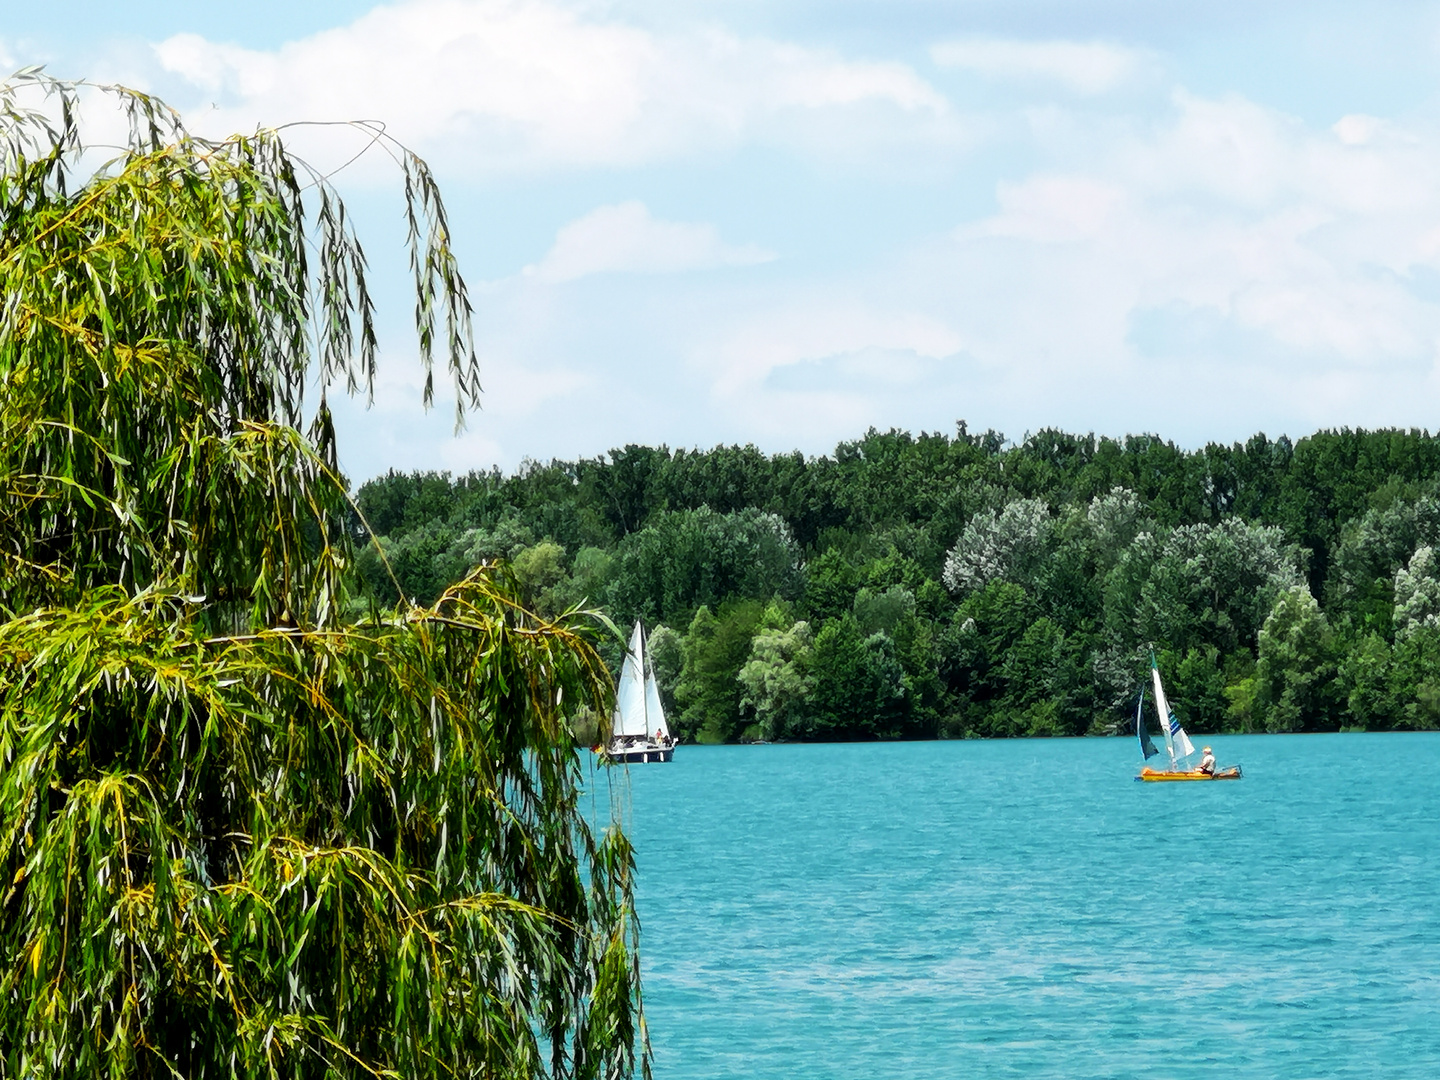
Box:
(352, 424), (1440, 741)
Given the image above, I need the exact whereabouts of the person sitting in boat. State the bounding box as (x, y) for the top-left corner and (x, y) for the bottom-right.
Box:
(1198, 746), (1216, 775)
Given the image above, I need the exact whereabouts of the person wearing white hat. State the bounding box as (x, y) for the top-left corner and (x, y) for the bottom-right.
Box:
(1198, 745), (1216, 775)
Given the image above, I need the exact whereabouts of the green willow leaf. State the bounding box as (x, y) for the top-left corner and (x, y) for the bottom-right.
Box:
(0, 74), (647, 1080)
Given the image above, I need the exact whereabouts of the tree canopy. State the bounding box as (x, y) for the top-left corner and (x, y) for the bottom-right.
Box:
(356, 424), (1440, 741)
(0, 73), (646, 1078)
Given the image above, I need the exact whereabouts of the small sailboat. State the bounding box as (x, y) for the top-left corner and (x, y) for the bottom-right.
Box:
(604, 621), (675, 764)
(1135, 656), (1241, 781)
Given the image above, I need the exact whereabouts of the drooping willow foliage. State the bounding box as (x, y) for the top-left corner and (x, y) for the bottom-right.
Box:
(0, 72), (646, 1079)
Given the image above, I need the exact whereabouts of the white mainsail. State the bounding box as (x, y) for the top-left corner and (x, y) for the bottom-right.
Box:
(1150, 662), (1176, 764)
(613, 621), (649, 737)
(1150, 657), (1196, 765)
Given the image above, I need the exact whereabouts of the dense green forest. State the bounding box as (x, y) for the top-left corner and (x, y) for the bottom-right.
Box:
(353, 424), (1440, 742)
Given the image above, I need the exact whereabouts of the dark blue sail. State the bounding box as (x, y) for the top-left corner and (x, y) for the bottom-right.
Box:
(1136, 690), (1159, 760)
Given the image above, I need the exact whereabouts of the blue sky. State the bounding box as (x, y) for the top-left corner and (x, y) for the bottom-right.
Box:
(10, 1), (1440, 481)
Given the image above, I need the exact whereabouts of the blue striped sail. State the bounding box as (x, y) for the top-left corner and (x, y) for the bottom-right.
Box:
(1169, 714), (1196, 760)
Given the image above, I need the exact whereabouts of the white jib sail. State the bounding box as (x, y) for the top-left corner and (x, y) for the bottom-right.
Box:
(1151, 664), (1176, 764)
(1172, 724), (1196, 761)
(644, 669), (669, 741)
(613, 621), (649, 738)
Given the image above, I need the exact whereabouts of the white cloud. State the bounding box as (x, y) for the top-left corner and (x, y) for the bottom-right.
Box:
(479, 360), (593, 415)
(652, 91), (1440, 456)
(1332, 114), (1390, 147)
(968, 175), (1127, 243)
(150, 0), (951, 174)
(695, 301), (964, 397)
(106, 5), (1440, 473)
(928, 93), (1440, 431)
(525, 201), (774, 282)
(931, 38), (1152, 95)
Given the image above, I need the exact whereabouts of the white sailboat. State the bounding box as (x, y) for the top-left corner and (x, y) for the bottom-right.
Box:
(1135, 654), (1241, 781)
(606, 621), (675, 764)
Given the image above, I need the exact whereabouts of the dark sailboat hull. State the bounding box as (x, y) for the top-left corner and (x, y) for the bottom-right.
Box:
(604, 743), (675, 764)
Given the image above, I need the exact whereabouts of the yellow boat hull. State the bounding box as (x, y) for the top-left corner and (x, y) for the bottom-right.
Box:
(1137, 766), (1242, 782)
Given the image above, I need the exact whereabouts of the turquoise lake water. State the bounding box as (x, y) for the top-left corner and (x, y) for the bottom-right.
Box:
(602, 734), (1440, 1078)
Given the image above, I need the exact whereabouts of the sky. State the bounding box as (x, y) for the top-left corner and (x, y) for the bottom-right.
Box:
(9, 1), (1440, 482)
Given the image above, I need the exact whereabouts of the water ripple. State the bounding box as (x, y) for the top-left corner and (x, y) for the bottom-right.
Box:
(616, 733), (1440, 1079)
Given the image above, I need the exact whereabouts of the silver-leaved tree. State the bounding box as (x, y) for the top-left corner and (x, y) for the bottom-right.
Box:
(0, 72), (646, 1079)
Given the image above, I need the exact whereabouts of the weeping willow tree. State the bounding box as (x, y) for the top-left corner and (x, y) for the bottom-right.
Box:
(0, 71), (646, 1079)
